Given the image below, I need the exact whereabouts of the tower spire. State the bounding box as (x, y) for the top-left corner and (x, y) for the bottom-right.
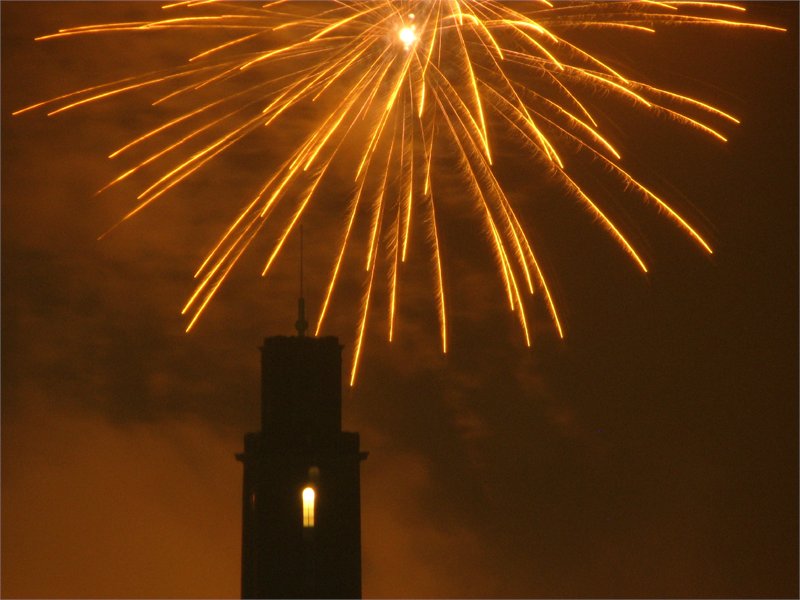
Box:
(295, 225), (308, 337)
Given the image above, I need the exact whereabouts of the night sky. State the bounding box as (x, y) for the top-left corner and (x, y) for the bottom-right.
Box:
(2, 2), (797, 598)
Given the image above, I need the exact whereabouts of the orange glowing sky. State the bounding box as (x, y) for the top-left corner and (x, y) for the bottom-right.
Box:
(2, 2), (797, 598)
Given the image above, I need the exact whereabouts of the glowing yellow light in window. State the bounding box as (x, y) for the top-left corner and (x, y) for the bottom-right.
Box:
(302, 486), (315, 528)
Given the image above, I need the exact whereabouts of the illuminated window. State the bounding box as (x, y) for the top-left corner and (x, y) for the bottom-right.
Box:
(302, 486), (315, 528)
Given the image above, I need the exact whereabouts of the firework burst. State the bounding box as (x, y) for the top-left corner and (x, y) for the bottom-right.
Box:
(15, 1), (784, 384)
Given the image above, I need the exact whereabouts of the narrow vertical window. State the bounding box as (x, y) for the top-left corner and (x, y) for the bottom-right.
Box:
(302, 486), (315, 528)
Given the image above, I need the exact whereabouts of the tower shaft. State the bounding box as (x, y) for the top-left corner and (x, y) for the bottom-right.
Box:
(237, 335), (366, 599)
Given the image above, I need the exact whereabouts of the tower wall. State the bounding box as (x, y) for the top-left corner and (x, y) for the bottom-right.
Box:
(260, 336), (342, 438)
(238, 335), (365, 599)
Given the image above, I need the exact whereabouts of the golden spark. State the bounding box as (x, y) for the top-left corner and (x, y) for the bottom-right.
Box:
(15, 1), (784, 384)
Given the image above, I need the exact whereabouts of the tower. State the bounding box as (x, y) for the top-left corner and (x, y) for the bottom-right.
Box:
(237, 240), (366, 599)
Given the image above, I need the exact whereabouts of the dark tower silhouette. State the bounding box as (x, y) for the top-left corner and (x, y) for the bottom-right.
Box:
(237, 230), (366, 599)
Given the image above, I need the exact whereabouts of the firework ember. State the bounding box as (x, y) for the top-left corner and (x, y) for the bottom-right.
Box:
(15, 1), (784, 384)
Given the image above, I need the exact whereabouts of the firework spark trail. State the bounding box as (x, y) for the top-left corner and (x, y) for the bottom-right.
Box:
(17, 1), (785, 382)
